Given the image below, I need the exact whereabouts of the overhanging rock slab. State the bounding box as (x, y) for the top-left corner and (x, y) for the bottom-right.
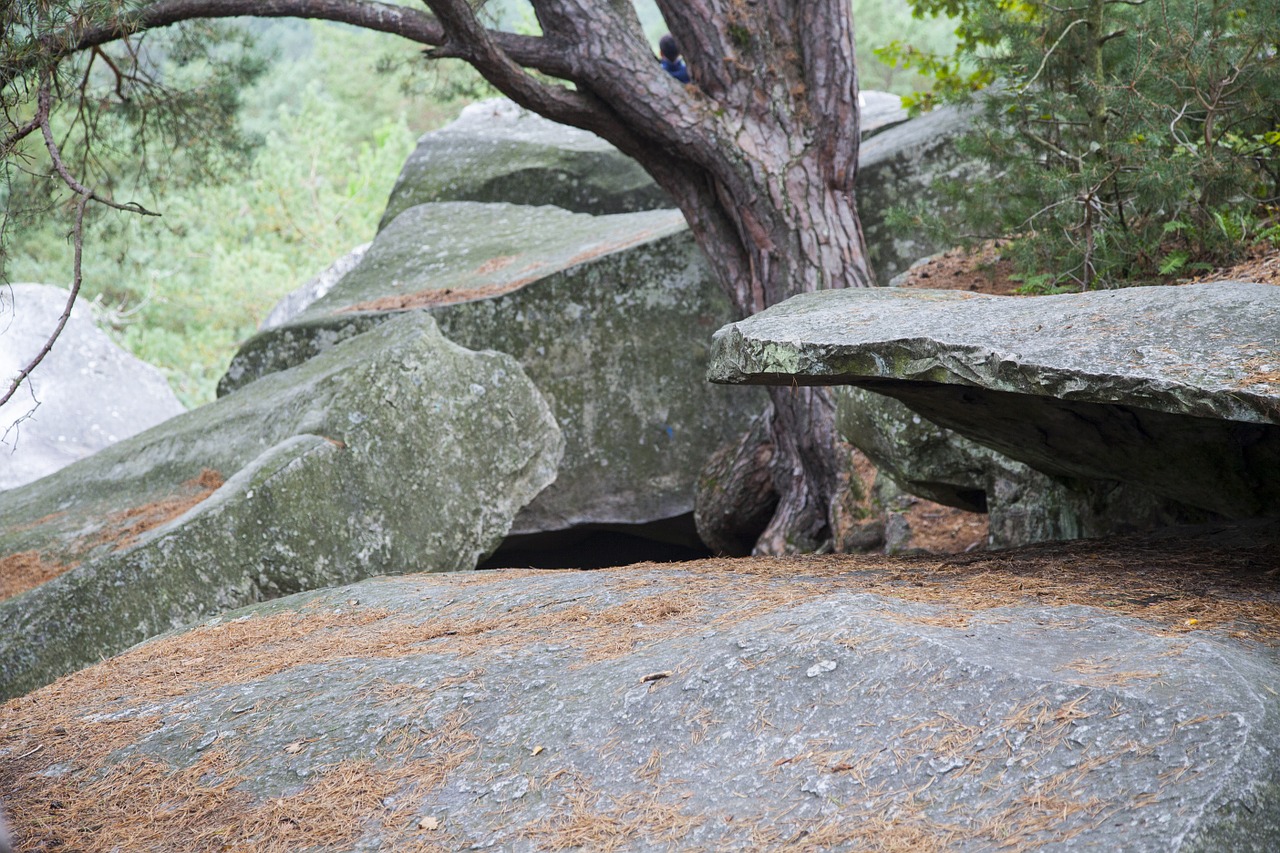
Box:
(709, 283), (1280, 518)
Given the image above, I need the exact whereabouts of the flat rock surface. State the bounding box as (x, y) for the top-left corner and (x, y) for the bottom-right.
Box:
(709, 283), (1279, 422)
(221, 203), (693, 394)
(710, 283), (1280, 518)
(3, 529), (1278, 851)
(0, 314), (562, 699)
(0, 284), (184, 490)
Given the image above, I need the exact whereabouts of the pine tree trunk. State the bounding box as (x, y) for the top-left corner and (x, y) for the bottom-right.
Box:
(671, 162), (874, 554)
(634, 1), (878, 554)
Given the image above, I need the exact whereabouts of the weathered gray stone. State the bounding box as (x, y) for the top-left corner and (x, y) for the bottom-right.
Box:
(380, 96), (928, 284)
(836, 387), (1213, 547)
(858, 90), (910, 138)
(378, 99), (674, 229)
(4, 536), (1278, 850)
(709, 283), (1280, 520)
(856, 104), (979, 284)
(222, 201), (763, 538)
(0, 284), (185, 490)
(0, 313), (562, 699)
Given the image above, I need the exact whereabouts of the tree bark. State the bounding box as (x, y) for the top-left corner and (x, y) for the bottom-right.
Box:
(695, 410), (777, 557)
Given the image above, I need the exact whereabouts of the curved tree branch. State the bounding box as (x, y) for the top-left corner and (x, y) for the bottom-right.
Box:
(1, 0), (574, 91)
(525, 0), (736, 179)
(1, 70), (158, 413)
(36, 82), (159, 216)
(422, 0), (598, 128)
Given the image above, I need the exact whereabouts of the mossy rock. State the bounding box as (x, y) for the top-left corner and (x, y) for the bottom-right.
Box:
(0, 313), (562, 699)
(834, 387), (1213, 547)
(223, 202), (764, 538)
(378, 99), (673, 230)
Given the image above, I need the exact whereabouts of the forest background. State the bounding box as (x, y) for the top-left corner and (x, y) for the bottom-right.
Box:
(2, 0), (958, 408)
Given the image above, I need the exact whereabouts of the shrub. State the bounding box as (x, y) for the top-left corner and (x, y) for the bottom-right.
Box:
(888, 0), (1280, 288)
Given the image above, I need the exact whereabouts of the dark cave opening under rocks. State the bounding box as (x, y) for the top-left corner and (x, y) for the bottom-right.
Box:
(479, 513), (712, 570)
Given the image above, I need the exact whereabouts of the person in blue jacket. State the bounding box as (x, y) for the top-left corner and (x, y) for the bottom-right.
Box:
(659, 34), (691, 84)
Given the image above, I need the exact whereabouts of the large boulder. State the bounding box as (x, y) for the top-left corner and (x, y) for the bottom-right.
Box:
(4, 531), (1278, 850)
(0, 284), (185, 490)
(378, 99), (674, 229)
(222, 202), (764, 541)
(381, 96), (938, 285)
(709, 282), (1280, 523)
(0, 313), (562, 699)
(856, 104), (978, 284)
(836, 388), (1208, 548)
(858, 90), (911, 137)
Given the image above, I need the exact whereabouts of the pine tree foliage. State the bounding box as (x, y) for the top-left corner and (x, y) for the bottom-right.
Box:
(2, 3), (270, 407)
(894, 0), (1280, 288)
(2, 4), (266, 222)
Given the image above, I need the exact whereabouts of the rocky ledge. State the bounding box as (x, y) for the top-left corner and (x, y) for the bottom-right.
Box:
(0, 314), (562, 700)
(709, 282), (1280, 520)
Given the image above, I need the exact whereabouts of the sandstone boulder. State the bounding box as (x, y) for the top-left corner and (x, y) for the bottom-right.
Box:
(4, 532), (1277, 850)
(379, 99), (674, 230)
(709, 282), (1280, 522)
(856, 104), (978, 283)
(379, 93), (911, 235)
(380, 96), (938, 285)
(222, 202), (764, 541)
(0, 313), (562, 699)
(0, 284), (185, 490)
(858, 90), (910, 137)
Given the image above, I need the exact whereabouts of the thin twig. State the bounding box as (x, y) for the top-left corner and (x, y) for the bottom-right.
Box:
(1, 115), (42, 156)
(91, 46), (131, 101)
(0, 193), (90, 410)
(38, 82), (159, 216)
(1, 72), (158, 411)
(1019, 19), (1089, 94)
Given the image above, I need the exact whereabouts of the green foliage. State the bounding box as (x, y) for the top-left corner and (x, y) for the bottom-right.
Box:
(897, 0), (1280, 289)
(871, 0), (1002, 109)
(4, 20), (479, 406)
(3, 15), (268, 203)
(853, 0), (964, 96)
